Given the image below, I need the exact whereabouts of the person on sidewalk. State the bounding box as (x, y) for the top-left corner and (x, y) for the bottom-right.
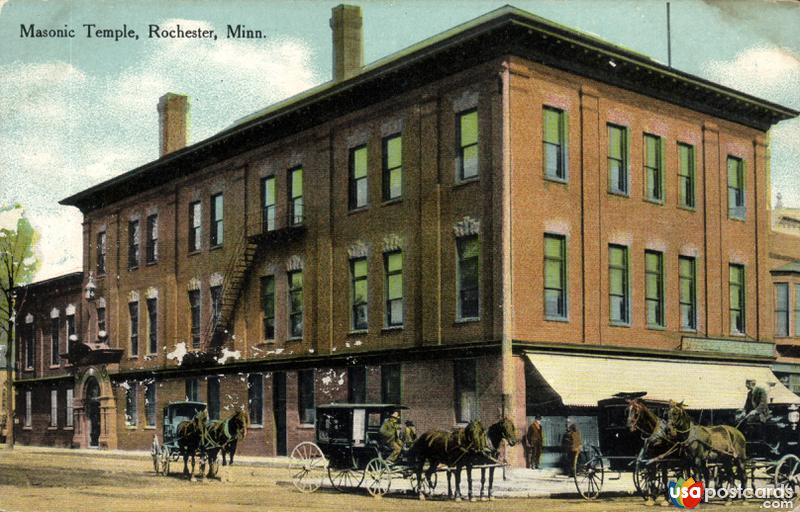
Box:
(525, 416), (543, 469)
(561, 423), (582, 476)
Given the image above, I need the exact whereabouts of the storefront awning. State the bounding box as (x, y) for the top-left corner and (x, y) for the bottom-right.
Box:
(525, 352), (800, 409)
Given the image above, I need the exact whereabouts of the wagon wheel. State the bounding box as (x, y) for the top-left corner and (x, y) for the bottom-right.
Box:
(633, 455), (667, 500)
(409, 470), (437, 497)
(159, 449), (171, 476)
(290, 442), (327, 493)
(573, 447), (604, 500)
(328, 466), (365, 491)
(775, 454), (800, 496)
(365, 458), (392, 497)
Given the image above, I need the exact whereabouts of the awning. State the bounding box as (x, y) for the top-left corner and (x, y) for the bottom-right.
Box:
(525, 352), (800, 409)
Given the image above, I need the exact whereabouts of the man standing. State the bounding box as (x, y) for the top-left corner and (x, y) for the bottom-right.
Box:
(380, 410), (403, 463)
(525, 416), (543, 469)
(562, 423), (582, 476)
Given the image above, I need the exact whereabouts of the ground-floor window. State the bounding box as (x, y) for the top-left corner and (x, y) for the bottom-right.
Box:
(145, 382), (156, 427)
(381, 364), (401, 404)
(66, 388), (74, 427)
(248, 374), (263, 425)
(125, 383), (138, 427)
(207, 377), (220, 420)
(298, 370), (315, 425)
(348, 366), (366, 403)
(25, 391), (32, 428)
(185, 378), (199, 402)
(50, 389), (58, 427)
(454, 359), (477, 423)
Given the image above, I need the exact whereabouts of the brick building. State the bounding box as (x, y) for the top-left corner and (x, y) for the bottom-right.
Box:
(14, 5), (799, 467)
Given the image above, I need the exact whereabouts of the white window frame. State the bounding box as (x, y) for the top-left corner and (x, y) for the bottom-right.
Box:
(66, 388), (74, 428)
(24, 391), (32, 428)
(50, 389), (58, 428)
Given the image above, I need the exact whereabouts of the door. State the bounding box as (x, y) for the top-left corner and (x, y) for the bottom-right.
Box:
(85, 378), (101, 447)
(273, 372), (287, 455)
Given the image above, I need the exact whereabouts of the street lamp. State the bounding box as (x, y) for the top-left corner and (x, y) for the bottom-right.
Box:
(84, 272), (96, 301)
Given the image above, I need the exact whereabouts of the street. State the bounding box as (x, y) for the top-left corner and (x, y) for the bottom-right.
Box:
(0, 447), (781, 511)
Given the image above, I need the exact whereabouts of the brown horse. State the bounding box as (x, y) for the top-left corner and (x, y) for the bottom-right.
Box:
(177, 408), (209, 480)
(206, 408), (249, 477)
(626, 399), (679, 500)
(467, 417), (518, 501)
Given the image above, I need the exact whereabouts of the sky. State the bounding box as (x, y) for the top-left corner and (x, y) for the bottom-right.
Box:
(0, 0), (798, 282)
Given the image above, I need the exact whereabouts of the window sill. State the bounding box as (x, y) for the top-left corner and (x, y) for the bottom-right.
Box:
(680, 328), (698, 334)
(23, 427), (32, 431)
(348, 329), (368, 335)
(544, 316), (569, 323)
(126, 425), (138, 430)
(144, 426), (156, 430)
(608, 189), (629, 198)
(382, 326), (403, 332)
(96, 273), (107, 279)
(210, 244), (223, 252)
(47, 426), (58, 431)
(64, 427), (74, 431)
(544, 175), (568, 185)
(49, 364), (60, 369)
(646, 325), (666, 331)
(348, 206), (369, 215)
(609, 321), (631, 328)
(382, 197), (402, 207)
(287, 337), (303, 342)
(128, 266), (139, 272)
(249, 424), (264, 430)
(146, 260), (158, 267)
(298, 423), (315, 430)
(129, 356), (139, 360)
(730, 331), (747, 337)
(188, 250), (201, 257)
(728, 215), (747, 223)
(678, 204), (696, 213)
(453, 177), (480, 189)
(643, 198), (664, 206)
(455, 317), (480, 324)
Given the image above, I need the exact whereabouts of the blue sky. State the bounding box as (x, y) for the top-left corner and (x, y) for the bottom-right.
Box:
(1, 0), (798, 280)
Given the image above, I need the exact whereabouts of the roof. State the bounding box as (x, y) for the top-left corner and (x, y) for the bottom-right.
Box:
(15, 271), (83, 293)
(60, 5), (798, 213)
(772, 261), (800, 275)
(317, 403), (408, 410)
(525, 352), (800, 409)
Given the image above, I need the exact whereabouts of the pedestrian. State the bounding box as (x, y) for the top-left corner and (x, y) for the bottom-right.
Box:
(567, 423), (582, 476)
(525, 416), (543, 469)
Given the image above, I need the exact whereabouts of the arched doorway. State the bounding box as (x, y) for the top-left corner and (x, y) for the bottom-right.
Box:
(85, 378), (101, 447)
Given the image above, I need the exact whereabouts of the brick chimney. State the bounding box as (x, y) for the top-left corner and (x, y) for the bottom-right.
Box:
(330, 4), (363, 81)
(157, 93), (189, 156)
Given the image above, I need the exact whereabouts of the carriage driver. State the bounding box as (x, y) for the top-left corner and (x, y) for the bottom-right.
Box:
(743, 378), (770, 422)
(379, 410), (403, 463)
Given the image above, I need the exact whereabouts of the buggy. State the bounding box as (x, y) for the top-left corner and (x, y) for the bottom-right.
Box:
(151, 401), (209, 476)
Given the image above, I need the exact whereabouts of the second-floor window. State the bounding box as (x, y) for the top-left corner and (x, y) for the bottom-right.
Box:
(609, 244), (629, 324)
(644, 134), (663, 202)
(288, 270), (303, 339)
(24, 322), (34, 370)
(349, 146), (368, 210)
(260, 276), (275, 340)
(385, 251), (403, 327)
(129, 301), (139, 356)
(350, 257), (368, 331)
(289, 167), (303, 225)
(645, 250), (664, 328)
(248, 373), (263, 425)
(729, 264), (745, 334)
(125, 382), (138, 427)
(210, 193), (223, 247)
(207, 376), (220, 420)
(147, 298), (158, 354)
(262, 176), (276, 231)
(382, 134), (403, 200)
(543, 106), (567, 181)
(189, 290), (201, 348)
(775, 283), (789, 337)
(608, 124), (628, 195)
(146, 214), (158, 263)
(50, 317), (60, 366)
(728, 156), (745, 220)
(678, 143), (695, 208)
(145, 381), (156, 427)
(679, 256), (697, 331)
(66, 388), (74, 427)
(96, 231), (107, 274)
(456, 235), (479, 320)
(189, 201), (201, 252)
(50, 389), (58, 427)
(456, 109), (479, 181)
(544, 234), (567, 320)
(66, 314), (75, 352)
(210, 285), (222, 328)
(128, 219), (140, 269)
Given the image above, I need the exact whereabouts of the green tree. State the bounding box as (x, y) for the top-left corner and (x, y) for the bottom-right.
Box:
(0, 205), (40, 449)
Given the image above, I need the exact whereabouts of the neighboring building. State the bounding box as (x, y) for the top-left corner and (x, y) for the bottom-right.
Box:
(15, 5), (799, 466)
(770, 208), (800, 393)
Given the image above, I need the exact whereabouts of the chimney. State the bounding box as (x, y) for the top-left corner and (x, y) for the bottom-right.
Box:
(330, 4), (363, 81)
(157, 93), (189, 156)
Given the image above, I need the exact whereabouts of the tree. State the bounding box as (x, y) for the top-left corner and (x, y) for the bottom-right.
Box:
(0, 205), (40, 449)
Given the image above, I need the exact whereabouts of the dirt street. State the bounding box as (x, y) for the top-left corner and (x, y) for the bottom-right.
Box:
(0, 448), (778, 511)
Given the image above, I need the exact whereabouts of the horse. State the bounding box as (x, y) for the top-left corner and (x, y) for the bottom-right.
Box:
(176, 408), (209, 480)
(467, 417), (518, 501)
(667, 401), (747, 493)
(205, 408), (249, 477)
(626, 398), (681, 502)
(408, 419), (486, 501)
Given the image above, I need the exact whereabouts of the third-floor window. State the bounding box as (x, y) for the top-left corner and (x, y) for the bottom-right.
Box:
(189, 201), (201, 252)
(382, 134), (403, 200)
(129, 301), (139, 356)
(260, 276), (275, 340)
(128, 220), (140, 269)
(146, 214), (158, 263)
(678, 143), (695, 208)
(96, 231), (107, 274)
(456, 109), (479, 181)
(349, 146), (368, 210)
(608, 124), (628, 195)
(210, 193), (224, 247)
(189, 290), (201, 348)
(543, 107), (567, 181)
(643, 134), (663, 203)
(544, 234), (567, 320)
(288, 270), (304, 339)
(289, 167), (303, 225)
(262, 176), (276, 231)
(350, 257), (368, 331)
(385, 251), (404, 327)
(728, 156), (745, 220)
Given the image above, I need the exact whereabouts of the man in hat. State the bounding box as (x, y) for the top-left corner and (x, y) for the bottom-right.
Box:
(525, 416), (543, 469)
(403, 420), (417, 446)
(380, 410), (403, 462)
(743, 378), (770, 441)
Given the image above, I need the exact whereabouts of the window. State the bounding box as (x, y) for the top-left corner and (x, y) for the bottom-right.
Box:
(210, 193), (224, 246)
(349, 146), (368, 210)
(543, 107), (567, 180)
(645, 251), (664, 327)
(145, 382), (156, 427)
(129, 301), (139, 356)
(185, 378), (199, 402)
(454, 359), (477, 423)
(260, 276), (275, 340)
(66, 388), (74, 428)
(189, 290), (201, 348)
(66, 314), (76, 350)
(544, 234), (567, 319)
(348, 366), (366, 403)
(96, 231), (107, 274)
(189, 201), (201, 252)
(24, 322), (34, 370)
(146, 214), (158, 263)
(608, 124), (628, 194)
(210, 285), (222, 328)
(381, 364), (401, 404)
(775, 283), (789, 337)
(125, 383), (138, 427)
(207, 377), (220, 421)
(262, 176), (276, 231)
(350, 257), (368, 331)
(385, 251), (403, 327)
(25, 391), (32, 428)
(456, 235), (480, 320)
(97, 305), (106, 334)
(50, 317), (60, 366)
(678, 144), (695, 208)
(795, 285), (800, 337)
(456, 110), (479, 181)
(644, 134), (663, 202)
(289, 167), (303, 225)
(382, 134), (402, 200)
(147, 298), (158, 354)
(128, 219), (140, 268)
(288, 270), (303, 339)
(609, 245), (630, 324)
(679, 256), (697, 331)
(728, 157), (745, 219)
(729, 264), (745, 334)
(248, 374), (263, 425)
(298, 370), (315, 425)
(50, 389), (58, 427)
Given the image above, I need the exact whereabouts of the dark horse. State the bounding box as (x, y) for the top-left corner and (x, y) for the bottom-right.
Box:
(177, 408), (209, 480)
(206, 408), (249, 476)
(626, 398), (679, 502)
(467, 417), (518, 501)
(667, 401), (747, 492)
(409, 420), (487, 501)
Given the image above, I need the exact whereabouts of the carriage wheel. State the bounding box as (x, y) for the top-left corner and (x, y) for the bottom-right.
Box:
(290, 442), (327, 493)
(410, 471), (438, 497)
(365, 458), (392, 497)
(159, 449), (171, 476)
(573, 448), (604, 500)
(633, 457), (669, 500)
(328, 466), (365, 491)
(775, 454), (800, 496)
(152, 450), (161, 474)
